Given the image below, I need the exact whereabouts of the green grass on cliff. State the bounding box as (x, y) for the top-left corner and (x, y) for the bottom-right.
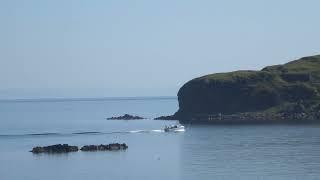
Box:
(198, 70), (258, 81)
(197, 70), (286, 86)
(197, 55), (320, 84)
(264, 55), (320, 79)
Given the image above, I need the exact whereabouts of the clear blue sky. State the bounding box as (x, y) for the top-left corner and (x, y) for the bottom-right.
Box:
(0, 0), (319, 99)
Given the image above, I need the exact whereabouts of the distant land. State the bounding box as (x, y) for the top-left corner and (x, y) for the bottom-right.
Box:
(161, 54), (320, 123)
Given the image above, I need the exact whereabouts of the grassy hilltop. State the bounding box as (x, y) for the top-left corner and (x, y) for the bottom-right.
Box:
(173, 55), (320, 122)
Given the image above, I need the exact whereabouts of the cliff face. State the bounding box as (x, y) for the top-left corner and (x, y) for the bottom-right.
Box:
(175, 55), (320, 121)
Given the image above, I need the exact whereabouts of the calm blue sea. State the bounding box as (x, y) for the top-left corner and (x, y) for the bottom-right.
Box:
(1, 97), (320, 180)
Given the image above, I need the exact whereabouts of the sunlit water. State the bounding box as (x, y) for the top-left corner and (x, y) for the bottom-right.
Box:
(1, 97), (320, 180)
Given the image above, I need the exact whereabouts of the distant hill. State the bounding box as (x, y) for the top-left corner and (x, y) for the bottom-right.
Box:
(171, 55), (320, 123)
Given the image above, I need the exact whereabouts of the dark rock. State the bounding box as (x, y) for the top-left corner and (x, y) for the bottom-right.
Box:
(154, 115), (176, 120)
(80, 143), (128, 151)
(80, 145), (98, 151)
(107, 114), (144, 120)
(30, 144), (79, 154)
(31, 143), (128, 153)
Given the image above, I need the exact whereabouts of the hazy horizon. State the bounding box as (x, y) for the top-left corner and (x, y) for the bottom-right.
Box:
(1, 0), (320, 99)
(0, 95), (177, 101)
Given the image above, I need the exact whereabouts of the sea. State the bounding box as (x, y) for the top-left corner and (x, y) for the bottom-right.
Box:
(1, 97), (320, 180)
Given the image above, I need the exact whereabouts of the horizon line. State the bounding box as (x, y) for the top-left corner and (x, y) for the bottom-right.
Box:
(0, 96), (177, 103)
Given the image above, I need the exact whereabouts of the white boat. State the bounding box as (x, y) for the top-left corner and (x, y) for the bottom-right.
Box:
(163, 124), (185, 132)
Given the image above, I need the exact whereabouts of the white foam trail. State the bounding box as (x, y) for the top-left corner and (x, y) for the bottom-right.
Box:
(129, 129), (165, 133)
(129, 128), (184, 133)
(129, 130), (145, 133)
(151, 129), (164, 132)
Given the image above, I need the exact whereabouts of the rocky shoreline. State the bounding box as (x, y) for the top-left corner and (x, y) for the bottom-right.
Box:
(30, 143), (128, 153)
(156, 111), (320, 124)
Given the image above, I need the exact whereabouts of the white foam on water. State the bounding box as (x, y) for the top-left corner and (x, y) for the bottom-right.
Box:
(129, 128), (185, 134)
(151, 129), (164, 133)
(129, 130), (145, 133)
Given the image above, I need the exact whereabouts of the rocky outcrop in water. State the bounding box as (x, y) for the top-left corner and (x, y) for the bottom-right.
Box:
(107, 114), (145, 120)
(80, 143), (128, 151)
(31, 143), (128, 153)
(30, 144), (79, 153)
(154, 115), (176, 120)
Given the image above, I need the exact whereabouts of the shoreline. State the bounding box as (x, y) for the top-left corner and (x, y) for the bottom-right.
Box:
(157, 112), (320, 124)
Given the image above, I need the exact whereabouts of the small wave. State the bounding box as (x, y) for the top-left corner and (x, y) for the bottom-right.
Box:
(0, 132), (62, 137)
(28, 133), (61, 136)
(72, 131), (101, 135)
(129, 130), (145, 133)
(0, 129), (167, 138)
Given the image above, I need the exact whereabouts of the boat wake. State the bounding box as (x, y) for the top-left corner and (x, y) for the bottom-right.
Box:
(150, 129), (164, 133)
(128, 129), (166, 133)
(0, 128), (176, 138)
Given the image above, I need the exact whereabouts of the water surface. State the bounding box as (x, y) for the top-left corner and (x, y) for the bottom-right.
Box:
(1, 98), (320, 180)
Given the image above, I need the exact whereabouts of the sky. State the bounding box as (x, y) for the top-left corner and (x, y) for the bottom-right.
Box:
(0, 0), (320, 99)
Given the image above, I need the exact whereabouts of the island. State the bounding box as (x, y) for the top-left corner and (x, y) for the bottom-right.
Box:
(107, 114), (145, 120)
(162, 54), (320, 123)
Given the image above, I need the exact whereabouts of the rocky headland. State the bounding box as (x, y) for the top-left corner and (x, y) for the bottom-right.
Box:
(162, 55), (320, 123)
